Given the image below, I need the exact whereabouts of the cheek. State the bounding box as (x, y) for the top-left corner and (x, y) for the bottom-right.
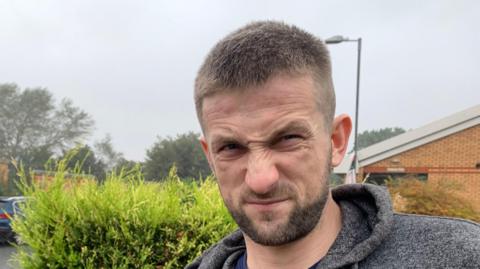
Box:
(214, 158), (244, 182)
(277, 145), (330, 198)
(277, 148), (311, 183)
(277, 144), (319, 174)
(214, 159), (246, 200)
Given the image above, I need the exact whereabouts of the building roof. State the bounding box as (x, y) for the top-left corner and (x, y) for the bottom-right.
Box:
(333, 105), (480, 173)
(333, 152), (355, 174)
(359, 104), (480, 167)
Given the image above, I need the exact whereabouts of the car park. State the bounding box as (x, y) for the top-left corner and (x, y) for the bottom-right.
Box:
(0, 196), (26, 244)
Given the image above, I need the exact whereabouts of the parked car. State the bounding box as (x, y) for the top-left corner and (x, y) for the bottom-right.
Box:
(0, 196), (26, 244)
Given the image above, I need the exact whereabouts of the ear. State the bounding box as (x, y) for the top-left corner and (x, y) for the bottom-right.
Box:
(330, 114), (352, 167)
(200, 136), (216, 174)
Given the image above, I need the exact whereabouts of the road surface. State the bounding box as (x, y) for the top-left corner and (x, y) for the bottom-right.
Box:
(0, 244), (18, 269)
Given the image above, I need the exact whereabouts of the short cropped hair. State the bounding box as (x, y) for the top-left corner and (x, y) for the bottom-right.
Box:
(194, 21), (336, 132)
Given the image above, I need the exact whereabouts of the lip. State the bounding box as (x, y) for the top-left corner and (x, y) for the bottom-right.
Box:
(244, 198), (289, 211)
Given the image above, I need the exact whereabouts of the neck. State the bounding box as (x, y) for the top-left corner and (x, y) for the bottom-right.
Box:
(243, 192), (342, 269)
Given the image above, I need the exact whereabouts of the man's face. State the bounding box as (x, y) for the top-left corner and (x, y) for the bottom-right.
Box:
(200, 74), (334, 246)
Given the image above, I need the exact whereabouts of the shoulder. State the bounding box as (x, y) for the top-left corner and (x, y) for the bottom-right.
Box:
(394, 212), (480, 233)
(393, 213), (480, 247)
(364, 213), (480, 268)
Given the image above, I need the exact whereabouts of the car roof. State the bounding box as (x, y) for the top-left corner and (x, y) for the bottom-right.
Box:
(0, 196), (26, 202)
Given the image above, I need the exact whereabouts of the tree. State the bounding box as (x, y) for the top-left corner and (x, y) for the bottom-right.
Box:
(93, 134), (140, 176)
(143, 132), (211, 181)
(112, 157), (140, 174)
(0, 83), (94, 168)
(94, 134), (124, 171)
(58, 141), (135, 182)
(357, 127), (406, 150)
(61, 145), (107, 181)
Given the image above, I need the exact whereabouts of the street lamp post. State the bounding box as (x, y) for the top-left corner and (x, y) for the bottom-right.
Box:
(325, 35), (362, 174)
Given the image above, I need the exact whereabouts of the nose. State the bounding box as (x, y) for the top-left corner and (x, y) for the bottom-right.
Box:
(244, 151), (279, 194)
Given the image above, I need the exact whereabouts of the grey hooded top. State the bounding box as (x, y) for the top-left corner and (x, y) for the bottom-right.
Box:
(185, 184), (480, 269)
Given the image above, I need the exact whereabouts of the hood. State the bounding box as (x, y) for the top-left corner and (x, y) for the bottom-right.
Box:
(185, 229), (245, 269)
(315, 183), (394, 269)
(186, 183), (394, 269)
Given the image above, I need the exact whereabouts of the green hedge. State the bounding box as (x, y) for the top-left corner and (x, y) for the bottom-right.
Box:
(12, 162), (237, 268)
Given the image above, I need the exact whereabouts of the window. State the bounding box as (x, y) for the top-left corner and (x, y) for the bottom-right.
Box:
(365, 173), (428, 185)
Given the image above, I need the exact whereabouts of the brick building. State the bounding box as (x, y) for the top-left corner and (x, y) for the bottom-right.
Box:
(0, 160), (8, 190)
(353, 105), (480, 211)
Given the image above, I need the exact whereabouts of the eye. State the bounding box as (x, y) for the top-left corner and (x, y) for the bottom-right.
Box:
(218, 143), (241, 152)
(272, 134), (304, 150)
(282, 134), (302, 140)
(216, 142), (245, 159)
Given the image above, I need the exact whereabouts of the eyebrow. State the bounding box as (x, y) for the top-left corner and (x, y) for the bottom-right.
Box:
(210, 129), (243, 151)
(265, 120), (314, 143)
(209, 120), (315, 149)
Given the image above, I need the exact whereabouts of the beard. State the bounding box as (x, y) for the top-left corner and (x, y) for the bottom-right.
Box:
(225, 179), (329, 246)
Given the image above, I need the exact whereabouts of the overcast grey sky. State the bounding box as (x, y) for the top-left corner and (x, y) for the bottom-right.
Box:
(1, 0), (479, 161)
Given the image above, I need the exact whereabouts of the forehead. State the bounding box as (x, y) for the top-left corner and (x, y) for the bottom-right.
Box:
(203, 74), (317, 118)
(201, 74), (320, 135)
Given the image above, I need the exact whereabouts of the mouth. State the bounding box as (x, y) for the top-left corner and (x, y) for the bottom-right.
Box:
(244, 198), (289, 211)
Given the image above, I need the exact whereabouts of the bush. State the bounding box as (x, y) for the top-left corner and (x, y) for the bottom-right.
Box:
(12, 161), (237, 268)
(386, 178), (480, 222)
(329, 173), (344, 187)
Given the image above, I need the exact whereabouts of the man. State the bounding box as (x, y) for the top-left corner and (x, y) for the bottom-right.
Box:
(187, 21), (480, 269)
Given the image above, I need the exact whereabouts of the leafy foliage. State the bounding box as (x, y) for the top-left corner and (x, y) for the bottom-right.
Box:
(94, 134), (124, 171)
(0, 83), (95, 196)
(144, 132), (211, 181)
(12, 163), (236, 268)
(357, 127), (405, 150)
(386, 178), (480, 222)
(112, 157), (140, 175)
(60, 145), (108, 181)
(329, 173), (344, 187)
(0, 83), (94, 162)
